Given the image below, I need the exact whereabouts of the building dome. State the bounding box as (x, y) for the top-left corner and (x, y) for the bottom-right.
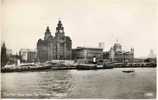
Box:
(113, 42), (122, 52)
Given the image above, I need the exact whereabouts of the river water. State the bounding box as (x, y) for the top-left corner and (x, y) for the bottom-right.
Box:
(1, 68), (156, 99)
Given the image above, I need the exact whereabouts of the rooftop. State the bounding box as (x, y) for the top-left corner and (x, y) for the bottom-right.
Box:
(74, 47), (103, 50)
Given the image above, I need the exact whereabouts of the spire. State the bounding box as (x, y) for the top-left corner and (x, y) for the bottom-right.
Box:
(56, 19), (64, 33)
(44, 26), (52, 40)
(2, 42), (6, 48)
(46, 26), (50, 32)
(57, 20), (62, 28)
(58, 17), (62, 26)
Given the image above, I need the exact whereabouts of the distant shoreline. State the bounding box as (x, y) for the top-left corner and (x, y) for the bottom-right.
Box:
(1, 65), (156, 73)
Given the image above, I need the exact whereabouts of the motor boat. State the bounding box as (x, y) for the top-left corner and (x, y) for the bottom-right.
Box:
(122, 69), (135, 73)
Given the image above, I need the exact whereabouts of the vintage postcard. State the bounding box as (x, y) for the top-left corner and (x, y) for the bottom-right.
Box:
(1, 0), (157, 99)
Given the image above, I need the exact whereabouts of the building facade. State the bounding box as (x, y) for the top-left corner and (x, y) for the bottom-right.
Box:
(37, 20), (72, 62)
(19, 49), (37, 63)
(108, 42), (134, 63)
(72, 47), (103, 63)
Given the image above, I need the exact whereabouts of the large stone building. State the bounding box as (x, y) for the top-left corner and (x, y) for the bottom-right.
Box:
(19, 49), (37, 63)
(108, 41), (134, 63)
(37, 20), (72, 62)
(72, 47), (103, 63)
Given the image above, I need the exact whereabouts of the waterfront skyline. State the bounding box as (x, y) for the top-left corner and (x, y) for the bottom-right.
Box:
(1, 0), (157, 57)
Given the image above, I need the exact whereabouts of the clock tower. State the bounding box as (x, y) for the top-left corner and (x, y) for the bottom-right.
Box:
(44, 26), (52, 40)
(37, 19), (72, 62)
(54, 20), (72, 60)
(56, 20), (64, 33)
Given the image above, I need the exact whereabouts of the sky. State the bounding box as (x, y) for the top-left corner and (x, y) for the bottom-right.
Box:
(1, 0), (158, 57)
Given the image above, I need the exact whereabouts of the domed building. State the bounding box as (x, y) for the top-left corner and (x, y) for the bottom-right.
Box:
(113, 42), (122, 52)
(37, 20), (72, 62)
(109, 41), (134, 63)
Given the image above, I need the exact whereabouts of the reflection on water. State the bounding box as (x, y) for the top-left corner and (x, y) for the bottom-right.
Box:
(2, 70), (72, 98)
(1, 68), (156, 99)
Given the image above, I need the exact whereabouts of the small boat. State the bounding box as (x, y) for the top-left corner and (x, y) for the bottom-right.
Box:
(122, 69), (135, 73)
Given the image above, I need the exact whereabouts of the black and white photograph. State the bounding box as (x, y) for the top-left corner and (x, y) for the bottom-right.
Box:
(1, 0), (157, 99)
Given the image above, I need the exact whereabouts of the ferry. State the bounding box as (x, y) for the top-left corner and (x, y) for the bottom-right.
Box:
(122, 69), (135, 73)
